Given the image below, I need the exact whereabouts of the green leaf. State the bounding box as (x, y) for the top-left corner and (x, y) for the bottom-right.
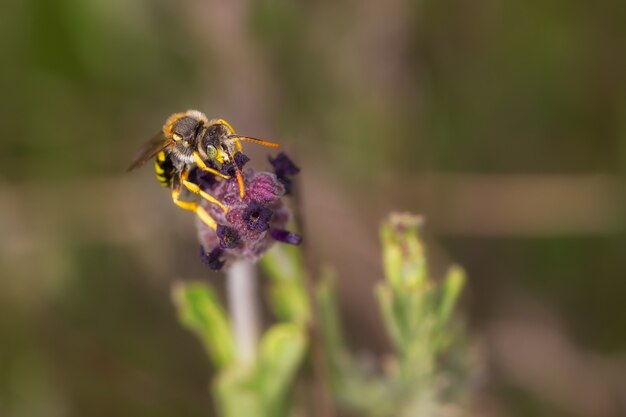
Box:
(375, 284), (405, 352)
(260, 243), (305, 284)
(213, 324), (307, 417)
(257, 323), (307, 416)
(316, 272), (350, 377)
(260, 244), (310, 324)
(267, 279), (310, 324)
(171, 281), (235, 370)
(438, 266), (465, 327)
(214, 366), (261, 417)
(380, 222), (404, 287)
(380, 213), (427, 289)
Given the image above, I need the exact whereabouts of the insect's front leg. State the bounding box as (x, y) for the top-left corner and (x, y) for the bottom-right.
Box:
(182, 178), (228, 213)
(171, 171), (219, 230)
(192, 152), (230, 179)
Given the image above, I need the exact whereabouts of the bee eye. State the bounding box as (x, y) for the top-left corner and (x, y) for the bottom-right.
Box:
(172, 133), (182, 142)
(206, 145), (218, 158)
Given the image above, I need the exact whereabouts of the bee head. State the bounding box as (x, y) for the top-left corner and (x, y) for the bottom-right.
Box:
(201, 123), (236, 164)
(170, 116), (203, 148)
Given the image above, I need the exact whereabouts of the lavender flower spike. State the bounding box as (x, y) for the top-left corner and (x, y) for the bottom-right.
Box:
(196, 157), (301, 270)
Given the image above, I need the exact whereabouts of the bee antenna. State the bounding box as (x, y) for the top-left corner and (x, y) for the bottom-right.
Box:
(227, 135), (280, 148)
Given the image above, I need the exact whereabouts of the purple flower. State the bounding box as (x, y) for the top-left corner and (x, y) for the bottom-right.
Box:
(269, 152), (300, 177)
(216, 225), (240, 249)
(196, 166), (301, 270)
(220, 152), (250, 177)
(269, 152), (300, 194)
(270, 229), (302, 245)
(199, 247), (225, 271)
(242, 201), (273, 232)
(188, 166), (218, 190)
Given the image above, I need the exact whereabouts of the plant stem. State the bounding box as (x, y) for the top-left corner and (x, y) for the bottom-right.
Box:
(227, 259), (259, 365)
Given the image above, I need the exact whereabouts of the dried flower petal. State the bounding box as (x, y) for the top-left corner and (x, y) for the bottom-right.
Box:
(221, 152), (250, 177)
(199, 247), (225, 271)
(269, 153), (300, 195)
(270, 229), (302, 245)
(188, 166), (218, 191)
(235, 152), (251, 168)
(269, 152), (300, 177)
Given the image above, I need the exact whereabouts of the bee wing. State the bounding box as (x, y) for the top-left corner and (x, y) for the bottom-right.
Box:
(126, 132), (171, 172)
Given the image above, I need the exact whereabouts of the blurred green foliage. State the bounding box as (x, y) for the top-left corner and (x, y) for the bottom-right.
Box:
(317, 213), (470, 416)
(173, 283), (236, 369)
(1, 0), (625, 416)
(261, 241), (310, 324)
(172, 213), (470, 417)
(173, 243), (310, 417)
(0, 0), (204, 180)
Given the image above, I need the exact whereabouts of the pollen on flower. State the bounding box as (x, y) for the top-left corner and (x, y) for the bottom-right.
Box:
(196, 154), (301, 270)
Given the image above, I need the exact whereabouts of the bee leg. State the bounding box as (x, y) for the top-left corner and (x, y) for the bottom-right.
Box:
(235, 169), (245, 199)
(192, 152), (230, 179)
(227, 148), (245, 198)
(171, 186), (217, 230)
(182, 180), (228, 212)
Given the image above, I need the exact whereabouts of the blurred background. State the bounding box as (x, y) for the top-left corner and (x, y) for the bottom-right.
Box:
(1, 0), (625, 416)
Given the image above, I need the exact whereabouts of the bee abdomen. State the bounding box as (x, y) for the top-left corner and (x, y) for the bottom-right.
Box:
(154, 151), (174, 187)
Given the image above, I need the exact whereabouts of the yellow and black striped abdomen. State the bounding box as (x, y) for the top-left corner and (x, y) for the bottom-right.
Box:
(154, 151), (175, 187)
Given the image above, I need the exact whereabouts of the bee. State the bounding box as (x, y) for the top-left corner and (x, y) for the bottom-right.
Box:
(127, 110), (279, 229)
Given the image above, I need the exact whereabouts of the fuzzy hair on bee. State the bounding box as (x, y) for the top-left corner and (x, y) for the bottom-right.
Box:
(127, 110), (281, 230)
